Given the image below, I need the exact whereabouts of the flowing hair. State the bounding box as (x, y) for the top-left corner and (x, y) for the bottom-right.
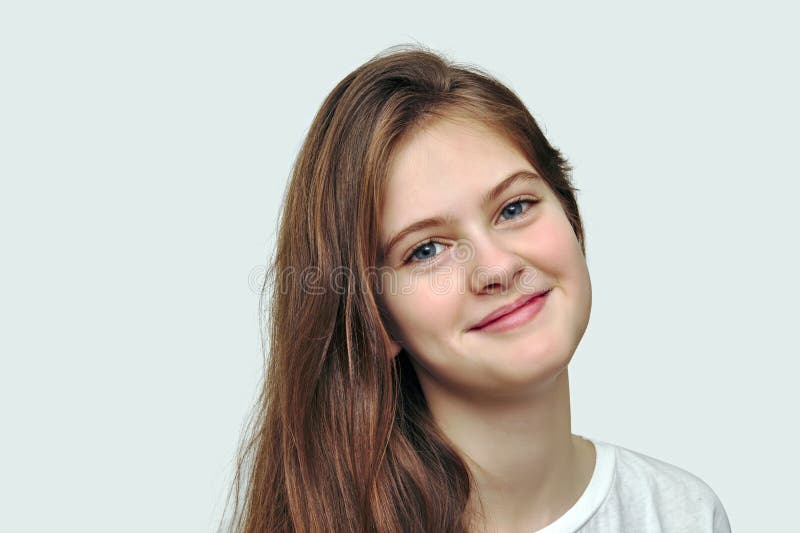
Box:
(220, 44), (585, 533)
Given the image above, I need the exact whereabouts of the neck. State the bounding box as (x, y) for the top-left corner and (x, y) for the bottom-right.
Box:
(418, 367), (595, 533)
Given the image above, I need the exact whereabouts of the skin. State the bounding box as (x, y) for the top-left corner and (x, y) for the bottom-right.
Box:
(377, 116), (596, 532)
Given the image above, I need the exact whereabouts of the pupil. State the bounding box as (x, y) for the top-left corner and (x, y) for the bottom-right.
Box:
(416, 243), (434, 259)
(504, 203), (519, 217)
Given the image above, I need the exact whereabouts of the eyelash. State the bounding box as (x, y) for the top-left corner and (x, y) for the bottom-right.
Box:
(402, 196), (540, 265)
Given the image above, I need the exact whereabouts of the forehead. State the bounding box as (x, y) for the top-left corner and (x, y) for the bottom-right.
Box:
(381, 117), (533, 230)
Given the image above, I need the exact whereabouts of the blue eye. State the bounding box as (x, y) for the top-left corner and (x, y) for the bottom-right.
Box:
(405, 241), (446, 264)
(499, 199), (536, 221)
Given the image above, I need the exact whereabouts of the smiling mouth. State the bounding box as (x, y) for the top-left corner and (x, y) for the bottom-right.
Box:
(468, 289), (552, 333)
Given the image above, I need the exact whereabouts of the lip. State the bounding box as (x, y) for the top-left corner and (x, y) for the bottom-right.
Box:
(467, 289), (552, 332)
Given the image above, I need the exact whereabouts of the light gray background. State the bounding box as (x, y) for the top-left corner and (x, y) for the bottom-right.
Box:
(2, 1), (797, 531)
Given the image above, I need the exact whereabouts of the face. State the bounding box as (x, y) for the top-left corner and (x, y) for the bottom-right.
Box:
(377, 116), (592, 401)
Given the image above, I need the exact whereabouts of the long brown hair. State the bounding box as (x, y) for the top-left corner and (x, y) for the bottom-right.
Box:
(221, 44), (585, 533)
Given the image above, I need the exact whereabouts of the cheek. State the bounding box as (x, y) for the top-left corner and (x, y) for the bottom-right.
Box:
(529, 209), (592, 314)
(382, 272), (460, 343)
(535, 210), (593, 327)
(526, 212), (580, 271)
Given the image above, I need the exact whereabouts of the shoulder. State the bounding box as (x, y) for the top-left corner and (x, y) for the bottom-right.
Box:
(588, 440), (731, 532)
(613, 442), (719, 498)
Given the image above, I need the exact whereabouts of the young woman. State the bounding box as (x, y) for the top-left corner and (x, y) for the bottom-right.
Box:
(223, 45), (731, 533)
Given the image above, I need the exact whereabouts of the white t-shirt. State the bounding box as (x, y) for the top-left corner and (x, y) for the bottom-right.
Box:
(536, 436), (732, 532)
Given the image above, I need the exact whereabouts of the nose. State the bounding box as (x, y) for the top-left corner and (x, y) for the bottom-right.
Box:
(463, 231), (525, 296)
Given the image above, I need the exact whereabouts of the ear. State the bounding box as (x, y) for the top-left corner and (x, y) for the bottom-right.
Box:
(387, 338), (403, 359)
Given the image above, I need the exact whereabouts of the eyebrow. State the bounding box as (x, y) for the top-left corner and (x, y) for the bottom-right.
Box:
(382, 169), (542, 258)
